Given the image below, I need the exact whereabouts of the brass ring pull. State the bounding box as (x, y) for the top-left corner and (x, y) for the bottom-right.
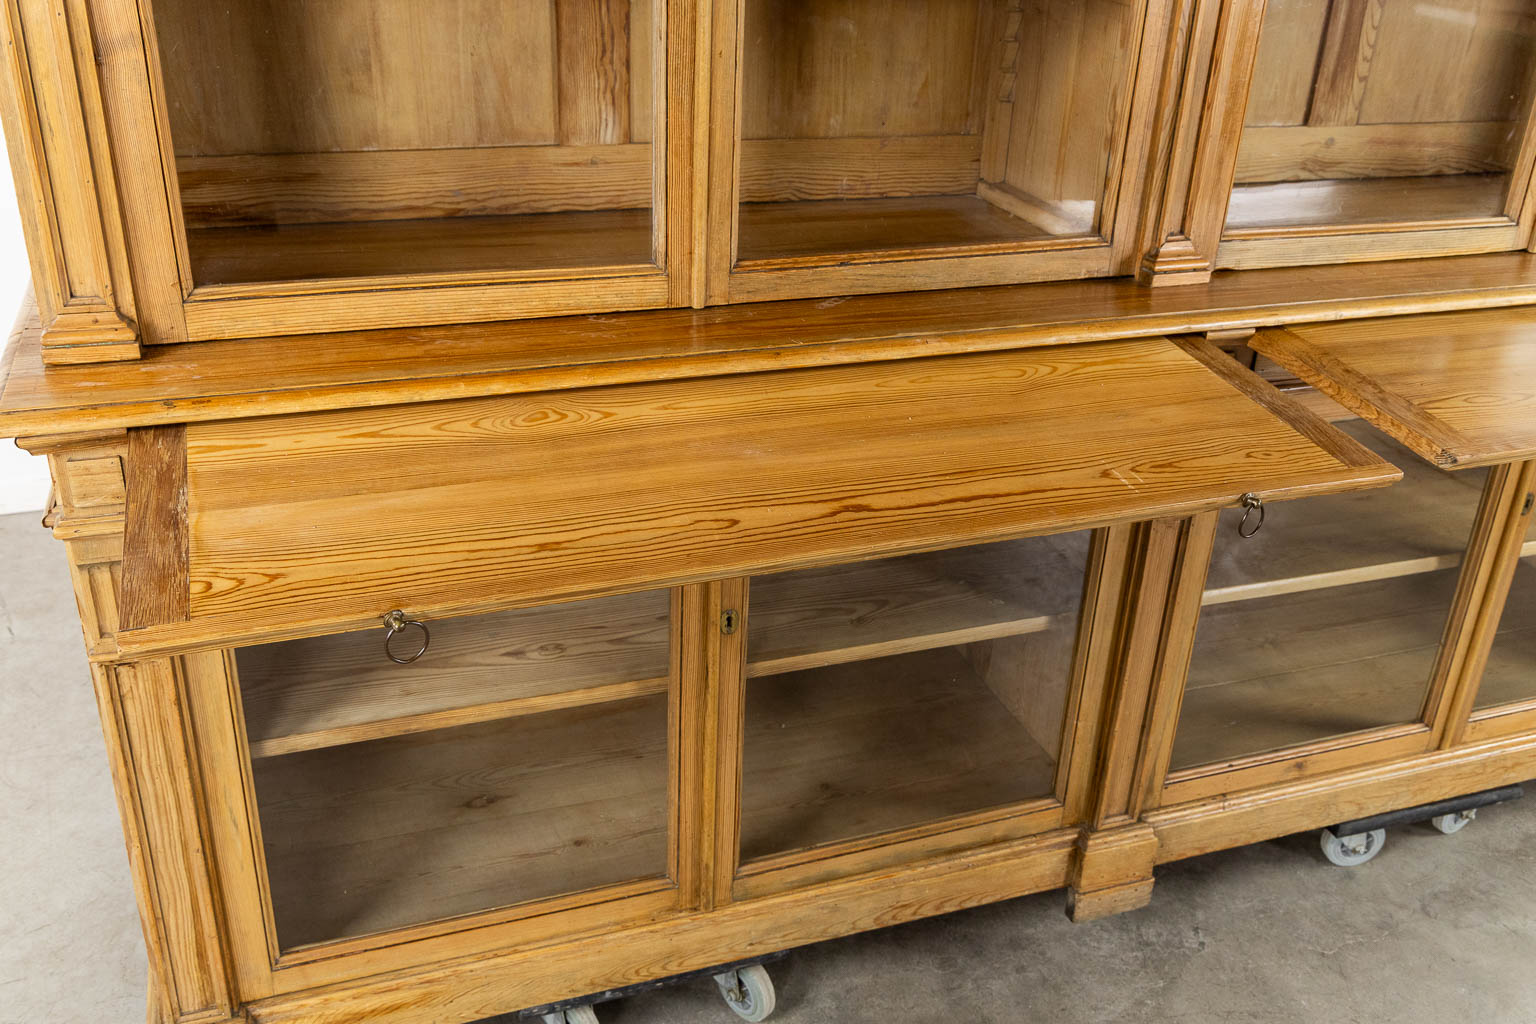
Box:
(382, 609), (430, 664)
(1238, 492), (1265, 539)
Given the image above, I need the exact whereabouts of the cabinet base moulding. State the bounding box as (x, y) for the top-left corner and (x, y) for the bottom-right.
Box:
(1066, 822), (1159, 922)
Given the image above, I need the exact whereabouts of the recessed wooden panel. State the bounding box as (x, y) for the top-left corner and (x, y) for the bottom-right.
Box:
(1252, 308), (1536, 468)
(1228, 0), (1536, 242)
(117, 338), (1397, 653)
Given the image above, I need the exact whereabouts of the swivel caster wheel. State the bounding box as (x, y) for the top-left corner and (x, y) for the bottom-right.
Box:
(714, 964), (777, 1022)
(1320, 827), (1386, 867)
(542, 1006), (599, 1024)
(1431, 809), (1476, 834)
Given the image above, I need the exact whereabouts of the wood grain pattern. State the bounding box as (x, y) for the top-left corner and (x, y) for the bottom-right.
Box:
(1235, 122), (1519, 184)
(120, 425), (187, 630)
(1200, 419), (1486, 593)
(15, 253), (1536, 438)
(117, 339), (1395, 655)
(1252, 308), (1536, 468)
(175, 145), (654, 228)
(245, 828), (1079, 1024)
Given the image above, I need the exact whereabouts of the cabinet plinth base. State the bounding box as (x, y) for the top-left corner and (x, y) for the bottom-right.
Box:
(1067, 823), (1159, 923)
(1066, 877), (1156, 922)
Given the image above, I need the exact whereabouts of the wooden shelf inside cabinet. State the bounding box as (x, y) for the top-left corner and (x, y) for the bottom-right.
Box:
(187, 210), (656, 290)
(254, 693), (670, 950)
(739, 646), (1058, 865)
(236, 591), (671, 758)
(747, 535), (1088, 678)
(1225, 175), (1510, 236)
(735, 196), (1089, 267)
(1201, 421), (1487, 608)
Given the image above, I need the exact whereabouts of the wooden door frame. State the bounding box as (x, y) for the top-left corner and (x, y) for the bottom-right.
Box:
(1155, 0), (1536, 274)
(1145, 456), (1535, 812)
(84, 0), (702, 345)
(702, 0), (1182, 305)
(180, 586), (710, 1002)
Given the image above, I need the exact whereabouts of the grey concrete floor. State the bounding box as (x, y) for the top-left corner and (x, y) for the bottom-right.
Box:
(3, 508), (1535, 1024)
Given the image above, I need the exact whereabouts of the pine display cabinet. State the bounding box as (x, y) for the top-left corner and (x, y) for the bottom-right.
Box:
(3, 2), (1536, 1024)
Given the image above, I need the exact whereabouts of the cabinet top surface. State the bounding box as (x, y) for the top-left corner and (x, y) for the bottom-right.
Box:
(1253, 307), (1536, 470)
(8, 254), (1536, 441)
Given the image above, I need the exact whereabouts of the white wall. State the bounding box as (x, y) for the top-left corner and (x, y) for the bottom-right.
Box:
(0, 129), (54, 515)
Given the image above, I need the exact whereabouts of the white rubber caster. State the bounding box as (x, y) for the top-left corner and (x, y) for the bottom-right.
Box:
(1320, 827), (1386, 867)
(714, 964), (776, 1022)
(541, 1006), (598, 1024)
(1431, 809), (1476, 834)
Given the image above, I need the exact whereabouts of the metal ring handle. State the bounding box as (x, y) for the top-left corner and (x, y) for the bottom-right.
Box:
(1237, 492), (1265, 539)
(382, 610), (430, 665)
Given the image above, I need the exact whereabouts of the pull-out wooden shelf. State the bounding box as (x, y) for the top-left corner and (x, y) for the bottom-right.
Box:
(115, 337), (1398, 657)
(1253, 308), (1536, 469)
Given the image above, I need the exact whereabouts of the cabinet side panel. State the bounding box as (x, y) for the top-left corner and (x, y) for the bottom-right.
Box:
(103, 658), (234, 1020)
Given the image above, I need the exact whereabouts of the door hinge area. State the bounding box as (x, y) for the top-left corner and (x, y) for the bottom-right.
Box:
(720, 609), (740, 635)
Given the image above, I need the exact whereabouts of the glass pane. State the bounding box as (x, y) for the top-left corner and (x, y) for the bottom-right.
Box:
(740, 533), (1090, 864)
(1227, 0), (1536, 233)
(1473, 518), (1536, 710)
(151, 0), (660, 287)
(1171, 422), (1487, 772)
(735, 1), (1138, 264)
(234, 590), (672, 949)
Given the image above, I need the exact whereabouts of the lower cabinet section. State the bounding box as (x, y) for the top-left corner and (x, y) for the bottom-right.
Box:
(46, 327), (1532, 1024)
(108, 458), (1536, 1024)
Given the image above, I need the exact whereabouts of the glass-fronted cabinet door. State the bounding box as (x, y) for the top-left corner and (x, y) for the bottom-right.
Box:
(193, 588), (682, 972)
(706, 0), (1161, 303)
(1218, 0), (1536, 268)
(1466, 467), (1536, 730)
(1161, 422), (1494, 804)
(728, 532), (1103, 897)
(129, 0), (682, 341)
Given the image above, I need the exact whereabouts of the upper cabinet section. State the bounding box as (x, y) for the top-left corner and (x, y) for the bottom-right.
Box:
(1218, 0), (1536, 268)
(151, 0), (662, 292)
(9, 0), (1536, 358)
(709, 0), (1156, 302)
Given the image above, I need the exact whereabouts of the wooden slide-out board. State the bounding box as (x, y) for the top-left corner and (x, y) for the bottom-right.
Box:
(117, 337), (1399, 655)
(1253, 308), (1536, 470)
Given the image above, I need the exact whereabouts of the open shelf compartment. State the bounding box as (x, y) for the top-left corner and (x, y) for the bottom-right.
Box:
(731, 0), (1139, 267)
(148, 0), (664, 289)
